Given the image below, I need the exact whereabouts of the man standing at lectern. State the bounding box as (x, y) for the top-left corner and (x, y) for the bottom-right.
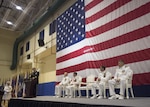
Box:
(30, 68), (39, 84)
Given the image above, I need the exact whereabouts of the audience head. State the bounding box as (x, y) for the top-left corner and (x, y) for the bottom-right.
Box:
(6, 81), (11, 86)
(64, 72), (68, 77)
(73, 72), (77, 77)
(118, 59), (125, 68)
(100, 65), (106, 72)
(32, 68), (36, 72)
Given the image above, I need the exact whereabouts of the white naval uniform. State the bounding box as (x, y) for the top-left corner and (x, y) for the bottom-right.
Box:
(108, 65), (133, 96)
(55, 76), (71, 97)
(2, 85), (12, 100)
(91, 71), (112, 96)
(66, 76), (81, 97)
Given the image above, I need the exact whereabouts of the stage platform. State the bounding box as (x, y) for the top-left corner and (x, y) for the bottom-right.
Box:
(8, 96), (150, 107)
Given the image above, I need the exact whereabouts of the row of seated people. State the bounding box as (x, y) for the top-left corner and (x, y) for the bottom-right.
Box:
(55, 60), (134, 100)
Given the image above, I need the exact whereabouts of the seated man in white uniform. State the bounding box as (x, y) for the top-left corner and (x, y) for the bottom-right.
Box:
(91, 66), (112, 99)
(108, 60), (133, 100)
(66, 72), (81, 98)
(55, 72), (71, 98)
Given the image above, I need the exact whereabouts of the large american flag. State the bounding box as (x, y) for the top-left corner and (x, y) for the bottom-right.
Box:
(56, 0), (150, 86)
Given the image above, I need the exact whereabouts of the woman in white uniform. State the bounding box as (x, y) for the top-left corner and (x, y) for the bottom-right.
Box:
(2, 81), (12, 106)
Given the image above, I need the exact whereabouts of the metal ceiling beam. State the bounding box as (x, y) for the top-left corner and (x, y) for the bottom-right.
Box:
(12, 0), (37, 30)
(23, 0), (52, 31)
(0, 0), (16, 26)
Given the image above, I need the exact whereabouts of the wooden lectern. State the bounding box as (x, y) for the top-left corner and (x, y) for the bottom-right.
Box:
(24, 71), (39, 98)
(24, 78), (36, 98)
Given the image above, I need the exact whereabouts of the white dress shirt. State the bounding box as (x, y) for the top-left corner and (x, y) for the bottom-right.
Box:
(114, 65), (133, 80)
(97, 70), (112, 83)
(59, 76), (71, 85)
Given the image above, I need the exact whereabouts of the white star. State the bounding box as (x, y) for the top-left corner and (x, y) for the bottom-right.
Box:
(78, 14), (81, 17)
(76, 37), (78, 41)
(78, 31), (81, 35)
(78, 5), (81, 8)
(73, 18), (75, 21)
(75, 3), (78, 6)
(70, 40), (73, 43)
(82, 25), (84, 28)
(81, 16), (84, 19)
(81, 7), (84, 10)
(73, 35), (75, 38)
(68, 37), (70, 41)
(68, 13), (70, 16)
(70, 7), (73, 10)
(70, 31), (73, 34)
(68, 29), (70, 32)
(73, 26), (75, 29)
(70, 23), (72, 27)
(75, 20), (78, 23)
(63, 40), (65, 43)
(73, 9), (75, 12)
(82, 34), (84, 37)
(75, 11), (78, 14)
(65, 43), (68, 46)
(76, 28), (78, 32)
(78, 22), (81, 26)
(59, 42), (61, 46)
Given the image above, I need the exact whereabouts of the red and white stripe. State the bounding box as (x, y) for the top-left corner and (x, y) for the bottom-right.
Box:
(56, 0), (150, 86)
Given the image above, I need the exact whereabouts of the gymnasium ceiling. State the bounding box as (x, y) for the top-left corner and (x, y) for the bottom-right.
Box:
(0, 0), (54, 32)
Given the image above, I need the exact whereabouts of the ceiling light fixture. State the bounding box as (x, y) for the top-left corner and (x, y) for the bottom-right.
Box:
(6, 21), (13, 25)
(16, 6), (23, 10)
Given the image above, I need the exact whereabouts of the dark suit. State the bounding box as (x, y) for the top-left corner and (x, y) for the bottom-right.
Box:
(0, 86), (4, 107)
(30, 71), (39, 84)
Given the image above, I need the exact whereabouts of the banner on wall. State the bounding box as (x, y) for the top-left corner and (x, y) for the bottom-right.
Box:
(56, 0), (150, 86)
(11, 76), (17, 97)
(17, 74), (25, 97)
